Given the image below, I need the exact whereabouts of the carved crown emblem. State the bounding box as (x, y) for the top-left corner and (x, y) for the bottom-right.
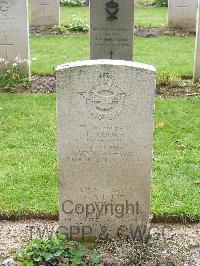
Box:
(106, 0), (118, 9)
(106, 0), (119, 21)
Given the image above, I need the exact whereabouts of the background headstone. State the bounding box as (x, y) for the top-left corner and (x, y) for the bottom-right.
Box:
(90, 0), (134, 60)
(57, 60), (156, 240)
(83, 0), (89, 6)
(194, 0), (200, 82)
(31, 0), (60, 26)
(0, 0), (30, 74)
(168, 0), (198, 28)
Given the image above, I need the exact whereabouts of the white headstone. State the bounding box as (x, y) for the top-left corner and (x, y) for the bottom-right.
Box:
(194, 0), (200, 82)
(0, 0), (30, 74)
(57, 60), (156, 240)
(168, 0), (198, 28)
(31, 0), (60, 26)
(90, 0), (134, 60)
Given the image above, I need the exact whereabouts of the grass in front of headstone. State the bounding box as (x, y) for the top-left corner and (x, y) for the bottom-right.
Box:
(0, 94), (199, 220)
(60, 6), (167, 28)
(30, 35), (195, 80)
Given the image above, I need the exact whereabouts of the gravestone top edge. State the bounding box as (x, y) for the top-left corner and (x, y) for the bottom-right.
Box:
(56, 60), (156, 73)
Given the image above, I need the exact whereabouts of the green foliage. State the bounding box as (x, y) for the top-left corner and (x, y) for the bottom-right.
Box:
(0, 95), (199, 220)
(157, 71), (182, 87)
(15, 234), (102, 265)
(30, 34), (194, 78)
(13, 232), (197, 265)
(60, 0), (84, 7)
(0, 58), (31, 92)
(65, 15), (89, 31)
(154, 0), (168, 7)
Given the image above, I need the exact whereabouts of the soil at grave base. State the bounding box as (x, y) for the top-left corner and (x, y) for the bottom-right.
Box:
(0, 220), (199, 264)
(29, 26), (195, 38)
(1, 75), (199, 98)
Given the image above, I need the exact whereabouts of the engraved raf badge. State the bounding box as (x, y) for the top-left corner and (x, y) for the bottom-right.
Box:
(80, 73), (126, 120)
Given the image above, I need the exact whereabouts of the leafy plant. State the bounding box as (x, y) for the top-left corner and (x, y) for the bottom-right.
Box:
(15, 234), (102, 265)
(157, 70), (182, 87)
(154, 0), (168, 7)
(0, 57), (31, 92)
(60, 0), (84, 7)
(65, 15), (89, 32)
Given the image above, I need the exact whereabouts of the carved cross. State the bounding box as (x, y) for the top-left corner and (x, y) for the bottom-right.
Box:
(40, 0), (49, 16)
(0, 35), (13, 59)
(109, 50), (115, 59)
(177, 0), (190, 16)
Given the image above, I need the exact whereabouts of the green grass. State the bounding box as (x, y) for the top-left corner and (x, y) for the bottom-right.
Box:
(0, 5), (199, 221)
(30, 35), (89, 74)
(135, 7), (167, 27)
(60, 6), (168, 28)
(153, 99), (200, 219)
(30, 35), (195, 77)
(30, 6), (193, 78)
(0, 95), (199, 219)
(0, 95), (57, 216)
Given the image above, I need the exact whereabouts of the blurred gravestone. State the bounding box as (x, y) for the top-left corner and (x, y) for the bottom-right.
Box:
(31, 0), (60, 26)
(0, 0), (30, 75)
(168, 0), (198, 28)
(194, 0), (200, 82)
(90, 0), (134, 60)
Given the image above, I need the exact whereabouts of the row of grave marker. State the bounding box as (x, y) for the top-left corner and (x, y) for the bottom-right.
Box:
(0, 0), (199, 239)
(1, 0), (200, 81)
(29, 0), (199, 29)
(56, 0), (199, 239)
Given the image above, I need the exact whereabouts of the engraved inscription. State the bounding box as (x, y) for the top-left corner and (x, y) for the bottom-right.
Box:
(0, 35), (13, 59)
(106, 0), (119, 21)
(66, 124), (134, 164)
(92, 27), (132, 50)
(80, 73), (126, 120)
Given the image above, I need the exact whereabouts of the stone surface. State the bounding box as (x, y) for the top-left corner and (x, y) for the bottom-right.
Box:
(90, 0), (134, 60)
(194, 0), (200, 82)
(0, 0), (30, 74)
(31, 0), (60, 26)
(56, 60), (156, 239)
(168, 0), (198, 28)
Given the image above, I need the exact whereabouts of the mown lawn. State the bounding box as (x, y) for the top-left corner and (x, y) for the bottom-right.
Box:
(60, 6), (168, 28)
(30, 35), (195, 77)
(0, 94), (199, 220)
(0, 4), (199, 222)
